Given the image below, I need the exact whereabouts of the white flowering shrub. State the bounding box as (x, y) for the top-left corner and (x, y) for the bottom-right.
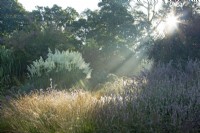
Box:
(27, 49), (92, 89)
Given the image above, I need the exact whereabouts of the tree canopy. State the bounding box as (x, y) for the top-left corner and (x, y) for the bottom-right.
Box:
(1, 0), (200, 91)
(148, 1), (200, 64)
(0, 0), (28, 37)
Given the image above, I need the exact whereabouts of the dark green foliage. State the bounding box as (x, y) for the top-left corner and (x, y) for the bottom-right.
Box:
(6, 28), (78, 59)
(4, 28), (80, 80)
(85, 0), (135, 47)
(28, 5), (79, 31)
(0, 46), (22, 94)
(0, 0), (28, 37)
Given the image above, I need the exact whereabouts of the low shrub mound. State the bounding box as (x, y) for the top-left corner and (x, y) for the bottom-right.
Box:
(27, 49), (92, 90)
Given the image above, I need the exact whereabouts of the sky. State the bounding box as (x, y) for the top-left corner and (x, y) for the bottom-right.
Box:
(18, 0), (100, 13)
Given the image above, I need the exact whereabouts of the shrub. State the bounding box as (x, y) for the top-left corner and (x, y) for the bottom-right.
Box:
(0, 46), (13, 92)
(0, 46), (22, 94)
(27, 49), (92, 89)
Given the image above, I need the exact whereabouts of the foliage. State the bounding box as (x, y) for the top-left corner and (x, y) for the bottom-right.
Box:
(81, 0), (136, 47)
(6, 27), (80, 59)
(1, 1), (200, 132)
(28, 5), (79, 31)
(4, 28), (81, 80)
(0, 0), (28, 37)
(81, 39), (137, 88)
(72, 0), (136, 80)
(0, 46), (22, 94)
(148, 2), (200, 65)
(27, 49), (92, 89)
(1, 61), (200, 133)
(0, 46), (13, 93)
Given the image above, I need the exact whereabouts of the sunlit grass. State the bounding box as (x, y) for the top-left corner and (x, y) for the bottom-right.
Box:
(1, 90), (98, 133)
(0, 61), (200, 133)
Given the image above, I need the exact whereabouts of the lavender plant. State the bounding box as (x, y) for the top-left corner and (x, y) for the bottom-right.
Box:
(92, 60), (200, 132)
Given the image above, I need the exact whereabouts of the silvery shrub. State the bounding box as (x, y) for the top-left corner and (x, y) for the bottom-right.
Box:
(27, 49), (92, 89)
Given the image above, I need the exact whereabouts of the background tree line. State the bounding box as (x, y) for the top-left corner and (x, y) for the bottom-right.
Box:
(1, 0), (200, 93)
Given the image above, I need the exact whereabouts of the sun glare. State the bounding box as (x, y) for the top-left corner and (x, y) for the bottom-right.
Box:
(164, 13), (180, 34)
(156, 13), (180, 36)
(166, 14), (179, 29)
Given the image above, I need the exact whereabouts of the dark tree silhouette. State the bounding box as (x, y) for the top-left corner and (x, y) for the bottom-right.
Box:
(148, 2), (200, 65)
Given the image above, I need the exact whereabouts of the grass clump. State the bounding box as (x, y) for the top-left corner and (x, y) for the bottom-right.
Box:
(1, 89), (97, 133)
